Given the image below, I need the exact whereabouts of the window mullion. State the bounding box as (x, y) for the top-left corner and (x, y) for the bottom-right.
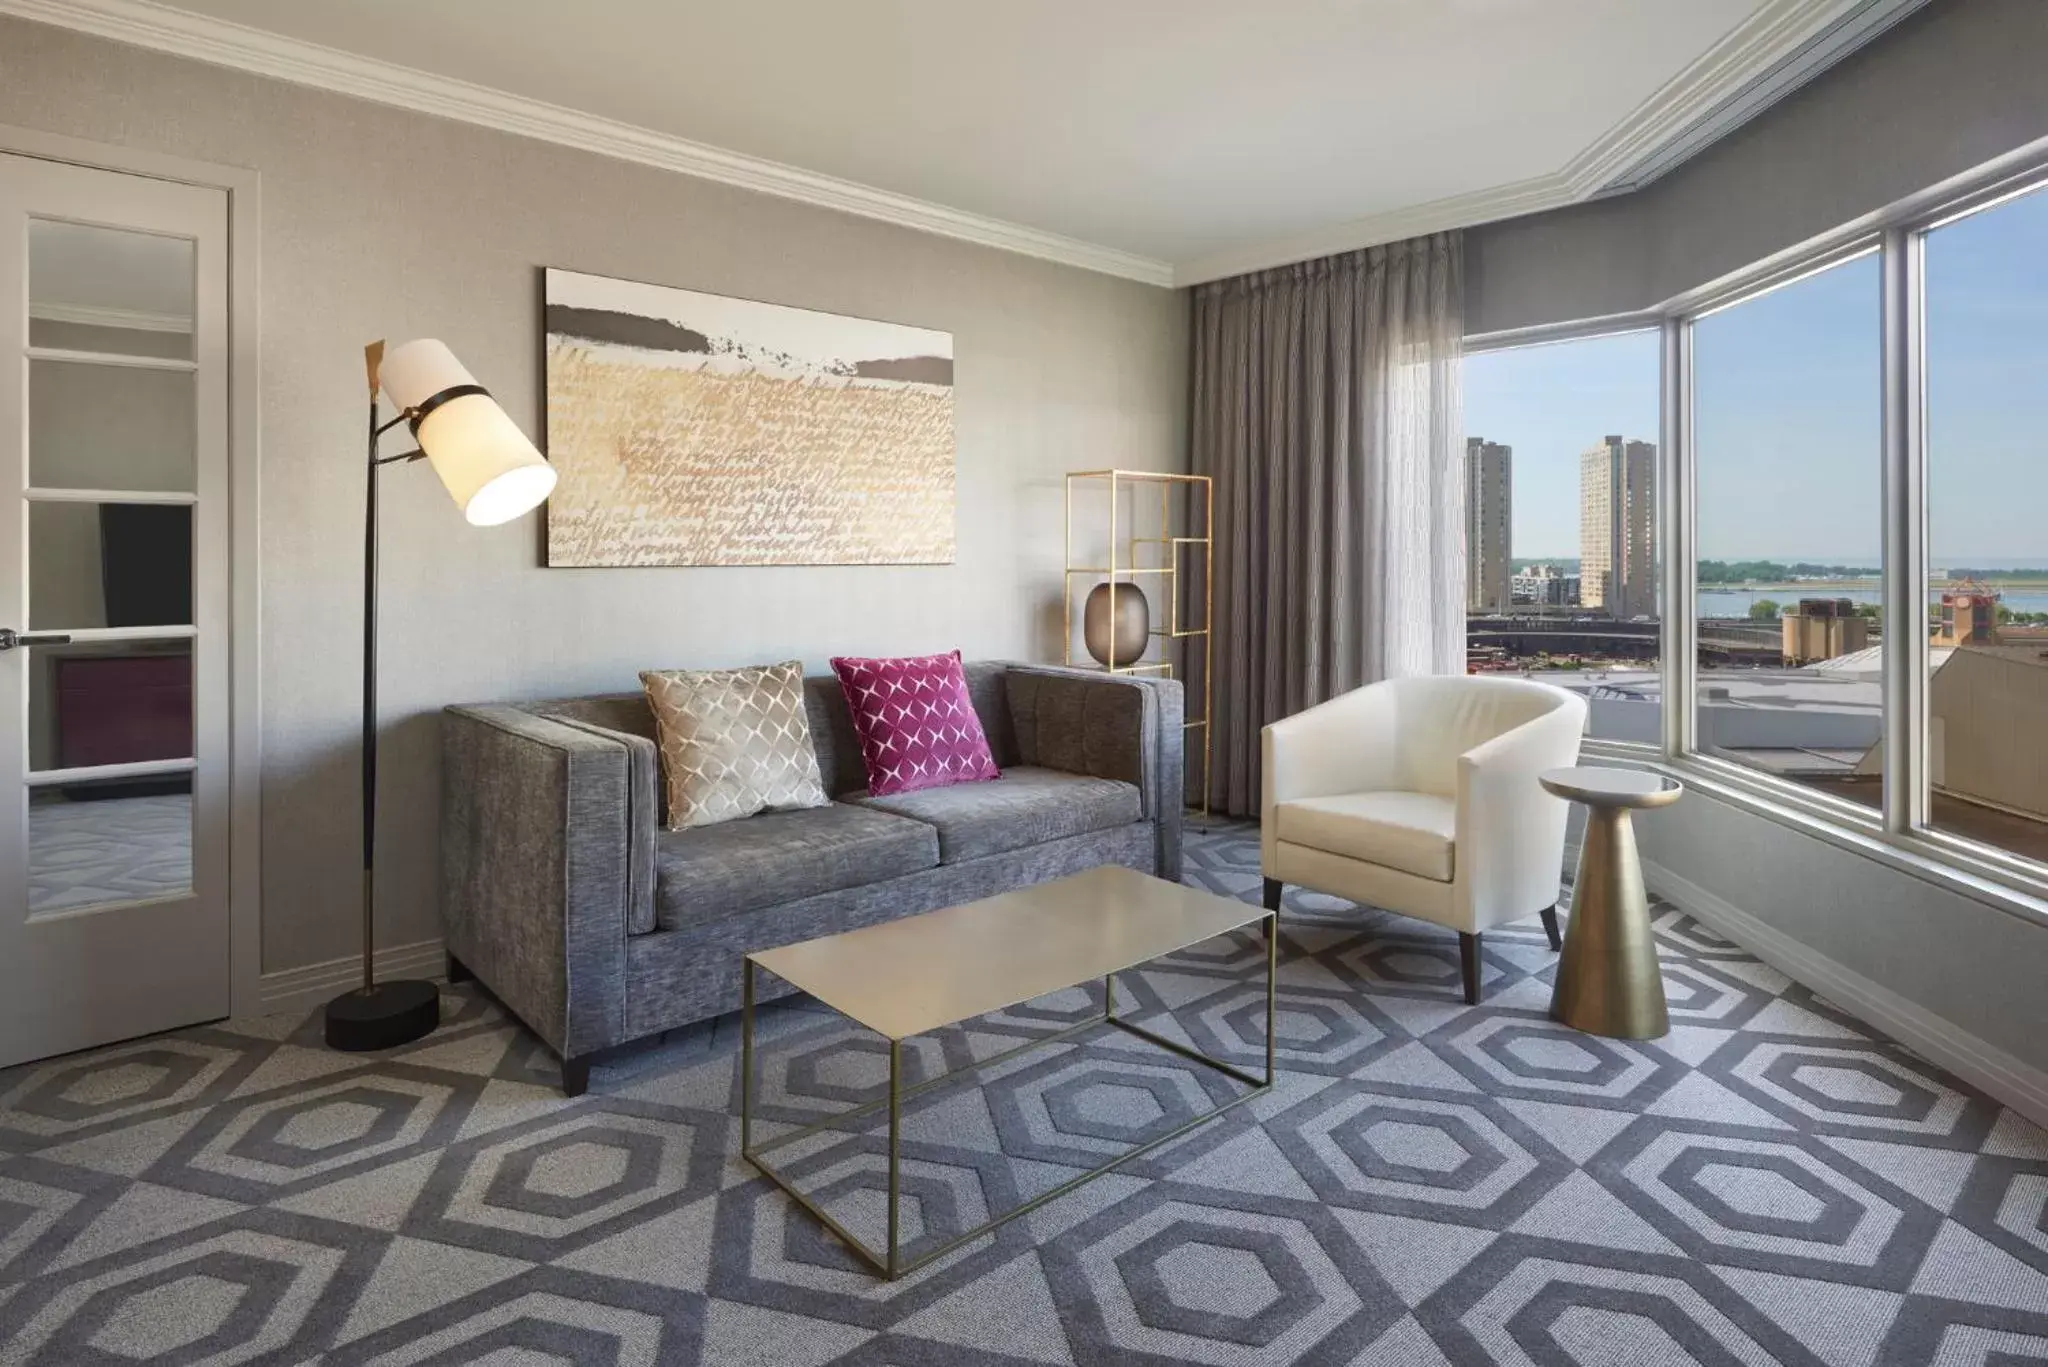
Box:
(1879, 226), (1928, 834)
(1660, 316), (1693, 760)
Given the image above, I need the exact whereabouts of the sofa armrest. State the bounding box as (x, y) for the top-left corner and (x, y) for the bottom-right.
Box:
(1004, 665), (1184, 879)
(1455, 693), (1587, 930)
(540, 716), (659, 936)
(441, 704), (633, 1058)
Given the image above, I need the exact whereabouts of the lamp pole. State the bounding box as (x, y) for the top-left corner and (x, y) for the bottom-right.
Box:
(323, 339), (554, 1053)
(363, 387), (378, 992)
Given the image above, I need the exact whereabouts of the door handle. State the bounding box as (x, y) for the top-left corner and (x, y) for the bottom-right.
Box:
(0, 629), (72, 650)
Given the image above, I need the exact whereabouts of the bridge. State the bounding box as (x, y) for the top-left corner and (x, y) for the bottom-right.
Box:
(1466, 615), (1781, 666)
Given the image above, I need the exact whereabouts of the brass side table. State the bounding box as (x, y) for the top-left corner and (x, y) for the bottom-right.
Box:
(1540, 766), (1683, 1040)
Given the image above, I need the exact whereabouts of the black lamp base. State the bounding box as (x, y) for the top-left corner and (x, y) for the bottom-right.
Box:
(325, 978), (440, 1052)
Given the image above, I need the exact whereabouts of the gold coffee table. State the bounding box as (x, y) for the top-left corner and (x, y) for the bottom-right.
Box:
(1542, 766), (1684, 1040)
(741, 864), (1276, 1279)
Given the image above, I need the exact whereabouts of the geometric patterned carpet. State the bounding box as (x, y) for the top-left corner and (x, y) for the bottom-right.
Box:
(2, 821), (2046, 1364)
(27, 792), (192, 915)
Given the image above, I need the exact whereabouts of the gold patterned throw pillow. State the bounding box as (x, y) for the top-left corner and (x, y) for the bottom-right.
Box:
(639, 660), (830, 830)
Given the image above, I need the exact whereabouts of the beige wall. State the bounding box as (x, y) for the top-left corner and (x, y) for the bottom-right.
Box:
(0, 17), (1189, 973)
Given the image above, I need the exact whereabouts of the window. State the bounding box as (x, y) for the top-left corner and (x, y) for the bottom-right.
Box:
(1457, 149), (2048, 895)
(1921, 182), (2048, 864)
(1690, 253), (1881, 803)
(1462, 331), (1661, 743)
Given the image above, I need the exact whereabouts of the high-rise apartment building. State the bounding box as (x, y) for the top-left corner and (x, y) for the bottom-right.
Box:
(1465, 437), (1512, 613)
(1579, 435), (1656, 619)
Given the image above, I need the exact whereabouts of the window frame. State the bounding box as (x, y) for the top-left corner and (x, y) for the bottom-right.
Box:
(1671, 238), (1886, 831)
(1464, 136), (2048, 922)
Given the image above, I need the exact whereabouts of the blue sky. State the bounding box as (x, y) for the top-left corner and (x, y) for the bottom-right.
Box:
(1464, 184), (2048, 568)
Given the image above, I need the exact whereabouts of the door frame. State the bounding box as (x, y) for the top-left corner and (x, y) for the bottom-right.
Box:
(1, 121), (263, 1019)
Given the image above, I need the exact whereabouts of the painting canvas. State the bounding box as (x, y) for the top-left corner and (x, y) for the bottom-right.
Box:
(543, 268), (955, 566)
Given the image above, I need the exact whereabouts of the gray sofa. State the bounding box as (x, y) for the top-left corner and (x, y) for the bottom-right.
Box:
(440, 662), (1184, 1094)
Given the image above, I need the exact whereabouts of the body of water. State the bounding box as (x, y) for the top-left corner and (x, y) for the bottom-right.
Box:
(1696, 584), (2048, 617)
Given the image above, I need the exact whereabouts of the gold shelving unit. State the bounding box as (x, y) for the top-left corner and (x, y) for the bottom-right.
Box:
(1063, 470), (1213, 819)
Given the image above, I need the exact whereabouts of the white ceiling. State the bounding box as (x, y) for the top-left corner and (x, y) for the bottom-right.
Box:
(7, 0), (1918, 284)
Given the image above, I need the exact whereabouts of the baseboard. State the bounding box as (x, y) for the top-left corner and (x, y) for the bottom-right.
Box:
(1644, 859), (2048, 1133)
(258, 939), (448, 1016)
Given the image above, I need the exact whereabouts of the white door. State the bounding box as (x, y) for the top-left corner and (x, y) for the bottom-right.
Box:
(0, 153), (231, 1066)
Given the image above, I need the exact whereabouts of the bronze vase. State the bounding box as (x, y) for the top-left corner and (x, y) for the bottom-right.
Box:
(1083, 581), (1150, 667)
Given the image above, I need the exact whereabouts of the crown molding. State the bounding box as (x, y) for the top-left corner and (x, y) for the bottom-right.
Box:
(3, 0), (1928, 291)
(1173, 173), (1581, 289)
(1174, 0), (1926, 286)
(0, 0), (1177, 288)
(30, 300), (192, 332)
(1567, 0), (1931, 198)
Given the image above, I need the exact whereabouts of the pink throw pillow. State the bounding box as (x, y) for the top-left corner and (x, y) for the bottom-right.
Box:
(830, 651), (1001, 797)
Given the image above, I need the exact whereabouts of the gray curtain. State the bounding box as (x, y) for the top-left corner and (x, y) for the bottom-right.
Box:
(1191, 233), (1465, 817)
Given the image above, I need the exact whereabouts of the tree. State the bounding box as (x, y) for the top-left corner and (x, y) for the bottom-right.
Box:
(1749, 599), (1782, 621)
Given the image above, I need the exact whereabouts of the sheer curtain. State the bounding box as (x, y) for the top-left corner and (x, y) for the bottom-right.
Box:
(1190, 232), (1464, 817)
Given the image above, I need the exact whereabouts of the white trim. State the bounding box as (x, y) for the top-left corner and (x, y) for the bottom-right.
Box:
(1573, 0), (1930, 196)
(1175, 0), (1926, 284)
(1590, 0), (1931, 195)
(25, 623), (195, 641)
(1463, 310), (1663, 354)
(26, 343), (195, 370)
(27, 486), (195, 503)
(27, 755), (192, 785)
(0, 0), (1176, 288)
(1643, 857), (2048, 1133)
(29, 300), (190, 332)
(258, 938), (447, 1016)
(0, 0), (1923, 289)
(1176, 172), (1576, 288)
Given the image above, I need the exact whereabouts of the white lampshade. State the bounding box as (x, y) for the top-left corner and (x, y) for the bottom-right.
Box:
(378, 339), (557, 526)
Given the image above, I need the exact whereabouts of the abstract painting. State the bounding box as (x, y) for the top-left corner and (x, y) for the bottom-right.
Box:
(543, 267), (955, 566)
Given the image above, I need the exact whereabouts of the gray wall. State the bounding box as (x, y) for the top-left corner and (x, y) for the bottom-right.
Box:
(0, 17), (1189, 974)
(1635, 792), (2048, 1072)
(1467, 0), (2048, 334)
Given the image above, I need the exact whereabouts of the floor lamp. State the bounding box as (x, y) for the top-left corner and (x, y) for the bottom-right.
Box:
(325, 339), (558, 1052)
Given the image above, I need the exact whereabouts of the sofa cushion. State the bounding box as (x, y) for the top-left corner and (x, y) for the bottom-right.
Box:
(852, 765), (1142, 863)
(654, 803), (939, 932)
(830, 650), (1001, 796)
(1275, 791), (1456, 883)
(639, 660), (830, 831)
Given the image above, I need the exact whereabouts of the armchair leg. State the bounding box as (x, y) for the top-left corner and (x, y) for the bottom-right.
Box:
(561, 1055), (591, 1098)
(1459, 933), (1483, 1006)
(1538, 903), (1563, 953)
(445, 954), (473, 985)
(1262, 878), (1283, 940)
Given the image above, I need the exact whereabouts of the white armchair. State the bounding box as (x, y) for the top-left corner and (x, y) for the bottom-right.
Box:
(1261, 675), (1587, 1004)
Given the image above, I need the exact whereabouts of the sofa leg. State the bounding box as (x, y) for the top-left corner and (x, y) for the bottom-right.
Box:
(1538, 903), (1563, 953)
(1262, 878), (1283, 939)
(561, 1055), (591, 1098)
(446, 954), (473, 985)
(1459, 933), (1483, 1006)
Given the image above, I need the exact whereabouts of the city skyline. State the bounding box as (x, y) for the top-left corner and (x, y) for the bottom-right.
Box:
(1465, 332), (1657, 559)
(1464, 184), (2048, 566)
